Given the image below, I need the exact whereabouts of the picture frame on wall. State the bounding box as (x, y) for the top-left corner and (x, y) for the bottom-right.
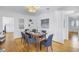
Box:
(19, 18), (24, 29)
(41, 18), (49, 28)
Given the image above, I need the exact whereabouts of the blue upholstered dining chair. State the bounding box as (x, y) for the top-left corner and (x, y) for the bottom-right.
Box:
(26, 34), (36, 44)
(40, 34), (53, 52)
(25, 33), (37, 51)
(41, 30), (47, 38)
(21, 32), (25, 43)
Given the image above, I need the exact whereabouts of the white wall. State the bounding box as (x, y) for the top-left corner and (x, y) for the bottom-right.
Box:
(35, 11), (68, 44)
(0, 10), (39, 39)
(0, 17), (3, 32)
(24, 15), (38, 30)
(0, 9), (68, 43)
(0, 10), (29, 39)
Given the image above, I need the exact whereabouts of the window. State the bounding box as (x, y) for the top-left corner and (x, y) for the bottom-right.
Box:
(41, 18), (49, 28)
(19, 18), (24, 29)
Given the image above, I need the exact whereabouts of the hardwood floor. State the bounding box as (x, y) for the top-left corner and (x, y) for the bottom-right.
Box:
(0, 32), (79, 52)
(68, 32), (78, 40)
(0, 32), (16, 52)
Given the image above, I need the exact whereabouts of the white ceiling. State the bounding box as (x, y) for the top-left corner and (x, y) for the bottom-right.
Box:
(0, 6), (79, 16)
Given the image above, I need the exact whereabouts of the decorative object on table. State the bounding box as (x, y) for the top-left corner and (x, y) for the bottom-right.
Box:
(32, 29), (37, 33)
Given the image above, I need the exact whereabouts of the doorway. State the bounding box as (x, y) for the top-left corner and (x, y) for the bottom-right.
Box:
(68, 17), (79, 48)
(2, 17), (14, 33)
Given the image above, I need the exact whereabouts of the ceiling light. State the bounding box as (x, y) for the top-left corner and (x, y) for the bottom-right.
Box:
(26, 6), (39, 13)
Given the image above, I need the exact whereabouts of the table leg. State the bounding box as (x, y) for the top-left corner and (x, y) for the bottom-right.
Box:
(36, 38), (40, 52)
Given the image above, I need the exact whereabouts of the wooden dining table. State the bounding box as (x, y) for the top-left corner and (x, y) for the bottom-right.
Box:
(26, 32), (46, 51)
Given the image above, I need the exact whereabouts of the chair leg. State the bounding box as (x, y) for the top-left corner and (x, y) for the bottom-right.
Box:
(30, 44), (33, 52)
(27, 43), (33, 52)
(51, 45), (53, 52)
(27, 43), (30, 52)
(23, 40), (25, 45)
(40, 43), (42, 50)
(21, 38), (24, 44)
(23, 40), (27, 46)
(35, 43), (38, 52)
(21, 38), (23, 43)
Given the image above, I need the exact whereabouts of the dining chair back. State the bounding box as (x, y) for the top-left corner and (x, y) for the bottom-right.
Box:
(25, 33), (37, 51)
(46, 34), (53, 46)
(21, 32), (25, 39)
(25, 33), (36, 44)
(40, 34), (53, 51)
(41, 30), (47, 38)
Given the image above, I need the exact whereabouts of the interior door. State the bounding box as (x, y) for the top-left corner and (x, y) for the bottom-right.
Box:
(3, 17), (14, 32)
